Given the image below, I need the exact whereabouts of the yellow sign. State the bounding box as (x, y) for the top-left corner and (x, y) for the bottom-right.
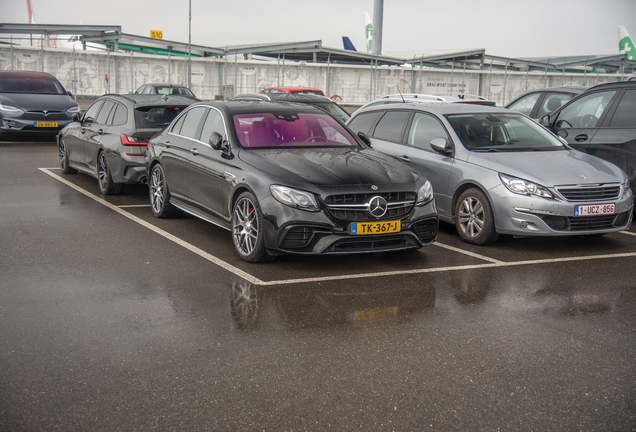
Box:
(150, 30), (163, 40)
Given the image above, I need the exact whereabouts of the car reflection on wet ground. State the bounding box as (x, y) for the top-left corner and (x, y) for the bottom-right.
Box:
(1, 141), (636, 431)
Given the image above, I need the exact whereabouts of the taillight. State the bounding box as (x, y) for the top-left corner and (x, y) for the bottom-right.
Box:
(121, 134), (148, 156)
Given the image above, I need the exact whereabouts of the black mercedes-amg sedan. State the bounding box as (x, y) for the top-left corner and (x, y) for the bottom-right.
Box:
(146, 100), (438, 262)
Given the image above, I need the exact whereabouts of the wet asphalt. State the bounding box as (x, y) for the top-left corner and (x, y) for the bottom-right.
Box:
(1, 141), (636, 431)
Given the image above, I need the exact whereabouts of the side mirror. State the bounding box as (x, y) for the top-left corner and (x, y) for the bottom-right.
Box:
(357, 131), (371, 146)
(220, 141), (233, 159)
(540, 114), (551, 127)
(430, 138), (453, 155)
(209, 131), (223, 150)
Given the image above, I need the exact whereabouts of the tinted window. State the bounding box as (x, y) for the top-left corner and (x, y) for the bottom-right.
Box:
(407, 113), (449, 151)
(233, 112), (358, 148)
(135, 106), (188, 129)
(372, 111), (411, 142)
(177, 107), (207, 139)
(556, 90), (616, 128)
(111, 103), (128, 126)
(348, 111), (382, 135)
(200, 109), (226, 144)
(609, 89), (636, 127)
(83, 100), (103, 123)
(508, 92), (541, 115)
(95, 100), (115, 124)
(537, 92), (575, 118)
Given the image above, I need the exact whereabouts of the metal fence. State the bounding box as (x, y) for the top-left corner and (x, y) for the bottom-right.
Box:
(0, 45), (626, 107)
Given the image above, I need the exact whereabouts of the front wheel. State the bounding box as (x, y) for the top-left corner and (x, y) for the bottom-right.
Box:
(232, 192), (273, 262)
(58, 138), (77, 174)
(148, 163), (181, 218)
(97, 151), (123, 195)
(455, 188), (499, 245)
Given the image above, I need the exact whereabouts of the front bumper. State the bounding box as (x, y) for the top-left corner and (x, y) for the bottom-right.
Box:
(491, 186), (634, 236)
(260, 196), (438, 255)
(0, 117), (73, 135)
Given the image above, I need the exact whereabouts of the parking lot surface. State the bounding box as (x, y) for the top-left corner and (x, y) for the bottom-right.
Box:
(1, 141), (636, 431)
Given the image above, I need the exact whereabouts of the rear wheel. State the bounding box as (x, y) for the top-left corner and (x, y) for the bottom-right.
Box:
(455, 188), (499, 245)
(97, 151), (123, 195)
(232, 192), (274, 262)
(149, 163), (181, 218)
(58, 138), (77, 174)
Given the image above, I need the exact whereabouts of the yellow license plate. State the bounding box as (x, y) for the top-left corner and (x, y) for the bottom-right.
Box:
(350, 220), (401, 235)
(34, 122), (58, 127)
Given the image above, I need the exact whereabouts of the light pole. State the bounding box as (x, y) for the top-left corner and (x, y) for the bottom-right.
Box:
(188, 0), (192, 88)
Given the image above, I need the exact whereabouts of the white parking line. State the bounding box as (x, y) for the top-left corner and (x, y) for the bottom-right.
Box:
(40, 168), (636, 287)
(620, 230), (636, 236)
(118, 204), (152, 208)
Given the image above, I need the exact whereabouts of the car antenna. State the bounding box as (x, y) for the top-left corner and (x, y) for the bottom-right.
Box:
(396, 86), (405, 103)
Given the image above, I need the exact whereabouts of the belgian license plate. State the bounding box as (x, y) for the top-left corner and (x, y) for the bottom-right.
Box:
(574, 203), (615, 217)
(34, 122), (58, 128)
(350, 220), (401, 235)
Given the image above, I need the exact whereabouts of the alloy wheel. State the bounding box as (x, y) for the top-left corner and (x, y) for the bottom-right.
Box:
(233, 196), (259, 256)
(457, 196), (484, 238)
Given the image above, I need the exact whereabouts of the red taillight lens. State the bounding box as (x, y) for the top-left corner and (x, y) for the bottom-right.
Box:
(121, 134), (148, 156)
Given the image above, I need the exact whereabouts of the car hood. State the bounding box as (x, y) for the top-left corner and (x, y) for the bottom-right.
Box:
(466, 150), (626, 186)
(0, 92), (76, 111)
(239, 147), (418, 186)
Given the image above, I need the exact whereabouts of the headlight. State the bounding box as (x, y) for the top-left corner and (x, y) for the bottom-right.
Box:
(0, 103), (23, 113)
(623, 179), (633, 197)
(66, 105), (81, 114)
(416, 180), (434, 206)
(270, 185), (319, 212)
(499, 173), (553, 198)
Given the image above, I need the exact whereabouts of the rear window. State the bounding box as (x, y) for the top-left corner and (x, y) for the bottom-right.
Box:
(291, 90), (325, 96)
(233, 112), (358, 148)
(134, 106), (187, 128)
(156, 86), (195, 97)
(0, 74), (66, 94)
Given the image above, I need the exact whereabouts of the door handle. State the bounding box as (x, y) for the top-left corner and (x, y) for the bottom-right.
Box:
(398, 155), (411, 163)
(81, 128), (86, 133)
(191, 148), (199, 155)
(97, 129), (103, 135)
(574, 134), (588, 142)
(165, 141), (171, 148)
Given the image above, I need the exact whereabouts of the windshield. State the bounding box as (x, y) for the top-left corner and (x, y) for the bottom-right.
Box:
(313, 102), (351, 123)
(233, 112), (359, 148)
(446, 113), (565, 152)
(0, 74), (67, 95)
(156, 86), (195, 97)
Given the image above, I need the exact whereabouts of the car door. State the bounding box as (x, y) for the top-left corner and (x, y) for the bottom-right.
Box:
(587, 88), (636, 189)
(549, 89), (619, 153)
(84, 99), (115, 172)
(161, 106), (207, 200)
(65, 100), (103, 168)
(370, 111), (456, 218)
(187, 107), (231, 219)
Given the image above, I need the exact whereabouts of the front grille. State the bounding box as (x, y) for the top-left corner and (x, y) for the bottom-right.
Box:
(329, 234), (410, 252)
(556, 185), (621, 202)
(540, 211), (630, 231)
(324, 192), (416, 221)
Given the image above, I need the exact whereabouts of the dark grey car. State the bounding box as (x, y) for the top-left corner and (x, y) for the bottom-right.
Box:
(58, 94), (193, 194)
(0, 70), (80, 139)
(506, 86), (585, 120)
(348, 103), (633, 245)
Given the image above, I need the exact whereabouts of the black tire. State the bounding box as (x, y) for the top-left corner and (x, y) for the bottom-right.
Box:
(58, 138), (77, 174)
(97, 151), (123, 195)
(148, 163), (182, 218)
(232, 191), (274, 263)
(455, 188), (499, 245)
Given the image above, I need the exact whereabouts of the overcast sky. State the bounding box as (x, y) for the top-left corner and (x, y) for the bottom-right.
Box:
(2, 0), (636, 58)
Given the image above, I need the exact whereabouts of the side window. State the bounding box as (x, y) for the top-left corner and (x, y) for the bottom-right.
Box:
(407, 113), (450, 151)
(95, 100), (115, 124)
(536, 92), (575, 118)
(178, 107), (207, 139)
(556, 90), (617, 128)
(609, 89), (636, 128)
(171, 114), (186, 135)
(372, 110), (411, 142)
(508, 92), (541, 116)
(347, 111), (382, 135)
(111, 103), (128, 126)
(143, 86), (153, 95)
(134, 86), (144, 94)
(200, 109), (226, 144)
(82, 100), (104, 123)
